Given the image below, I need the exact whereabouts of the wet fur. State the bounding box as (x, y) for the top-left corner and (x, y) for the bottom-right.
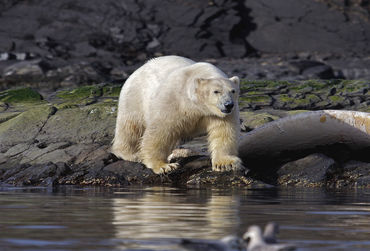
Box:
(112, 55), (241, 174)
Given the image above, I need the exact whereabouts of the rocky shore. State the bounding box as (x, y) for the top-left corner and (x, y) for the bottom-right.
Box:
(1, 0), (369, 188)
(1, 80), (369, 188)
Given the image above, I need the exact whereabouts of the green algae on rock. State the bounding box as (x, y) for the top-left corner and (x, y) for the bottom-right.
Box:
(57, 84), (121, 100)
(0, 87), (43, 104)
(239, 79), (369, 111)
(55, 84), (121, 109)
(240, 111), (279, 131)
(0, 112), (21, 124)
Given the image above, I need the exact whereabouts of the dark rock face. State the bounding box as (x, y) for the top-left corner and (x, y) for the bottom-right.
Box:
(0, 0), (248, 63)
(1, 0), (369, 61)
(1, 0), (370, 90)
(277, 153), (337, 187)
(328, 161), (370, 188)
(245, 0), (370, 55)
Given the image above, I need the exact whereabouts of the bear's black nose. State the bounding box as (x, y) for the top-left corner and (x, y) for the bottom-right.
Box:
(224, 101), (234, 110)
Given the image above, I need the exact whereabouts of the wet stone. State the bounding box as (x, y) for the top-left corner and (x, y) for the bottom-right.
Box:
(277, 153), (337, 187)
(329, 161), (370, 188)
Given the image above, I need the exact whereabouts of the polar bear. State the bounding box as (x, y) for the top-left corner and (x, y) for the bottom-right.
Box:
(112, 55), (242, 174)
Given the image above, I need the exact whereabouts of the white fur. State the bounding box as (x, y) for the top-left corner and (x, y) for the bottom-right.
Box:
(112, 55), (241, 174)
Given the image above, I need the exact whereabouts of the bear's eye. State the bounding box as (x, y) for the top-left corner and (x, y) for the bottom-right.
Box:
(231, 89), (236, 94)
(213, 90), (220, 94)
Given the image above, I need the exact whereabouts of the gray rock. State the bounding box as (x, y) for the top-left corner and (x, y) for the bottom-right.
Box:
(103, 160), (160, 184)
(0, 105), (56, 151)
(3, 60), (47, 81)
(35, 105), (116, 145)
(245, 0), (370, 55)
(330, 161), (370, 188)
(277, 153), (337, 186)
(1, 0), (369, 92)
(5, 162), (57, 186)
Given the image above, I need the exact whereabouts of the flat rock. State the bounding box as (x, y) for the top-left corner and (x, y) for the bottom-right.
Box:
(0, 105), (56, 151)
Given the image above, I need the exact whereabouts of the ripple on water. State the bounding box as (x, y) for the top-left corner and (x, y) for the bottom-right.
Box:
(0, 186), (369, 250)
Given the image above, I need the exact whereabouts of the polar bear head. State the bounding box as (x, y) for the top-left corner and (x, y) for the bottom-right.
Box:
(195, 76), (240, 117)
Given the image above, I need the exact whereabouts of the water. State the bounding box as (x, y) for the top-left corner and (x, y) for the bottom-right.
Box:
(0, 185), (370, 251)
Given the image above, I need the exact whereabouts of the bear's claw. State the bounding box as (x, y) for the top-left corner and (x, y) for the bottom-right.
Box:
(212, 156), (242, 172)
(159, 163), (180, 174)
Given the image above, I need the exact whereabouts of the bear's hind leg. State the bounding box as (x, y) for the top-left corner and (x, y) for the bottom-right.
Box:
(112, 116), (144, 162)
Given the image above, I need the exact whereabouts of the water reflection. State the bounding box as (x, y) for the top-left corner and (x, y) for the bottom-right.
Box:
(113, 187), (241, 239)
(0, 185), (369, 250)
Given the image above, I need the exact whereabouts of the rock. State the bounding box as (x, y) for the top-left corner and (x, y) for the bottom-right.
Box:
(0, 111), (20, 123)
(0, 82), (369, 188)
(302, 65), (335, 79)
(186, 167), (271, 188)
(46, 62), (104, 88)
(103, 160), (159, 184)
(1, 0), (370, 92)
(4, 162), (57, 186)
(290, 60), (327, 73)
(0, 87), (43, 103)
(277, 153), (337, 186)
(329, 161), (370, 188)
(0, 101), (8, 112)
(240, 79), (370, 111)
(2, 60), (48, 81)
(20, 143), (78, 165)
(80, 168), (129, 186)
(240, 111), (279, 131)
(34, 105), (116, 145)
(0, 105), (56, 151)
(245, 0), (370, 55)
(239, 95), (273, 109)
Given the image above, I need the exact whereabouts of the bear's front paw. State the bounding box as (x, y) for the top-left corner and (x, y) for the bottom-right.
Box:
(153, 163), (180, 174)
(212, 156), (242, 172)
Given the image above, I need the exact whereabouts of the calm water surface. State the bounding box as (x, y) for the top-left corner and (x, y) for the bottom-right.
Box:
(0, 185), (369, 250)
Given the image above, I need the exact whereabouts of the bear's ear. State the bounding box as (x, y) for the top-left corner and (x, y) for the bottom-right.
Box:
(194, 78), (208, 99)
(195, 78), (208, 86)
(229, 76), (240, 86)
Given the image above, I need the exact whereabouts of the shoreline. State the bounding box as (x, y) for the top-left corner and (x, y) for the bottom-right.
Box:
(0, 80), (369, 188)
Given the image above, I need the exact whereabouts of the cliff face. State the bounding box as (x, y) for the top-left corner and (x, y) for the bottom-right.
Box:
(0, 0), (370, 90)
(0, 0), (369, 61)
(245, 0), (370, 55)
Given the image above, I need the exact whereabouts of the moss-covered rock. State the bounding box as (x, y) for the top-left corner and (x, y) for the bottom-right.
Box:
(0, 105), (56, 151)
(55, 84), (121, 108)
(35, 103), (116, 145)
(0, 87), (43, 104)
(56, 85), (103, 100)
(240, 80), (289, 94)
(239, 95), (272, 108)
(0, 112), (21, 123)
(240, 111), (279, 131)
